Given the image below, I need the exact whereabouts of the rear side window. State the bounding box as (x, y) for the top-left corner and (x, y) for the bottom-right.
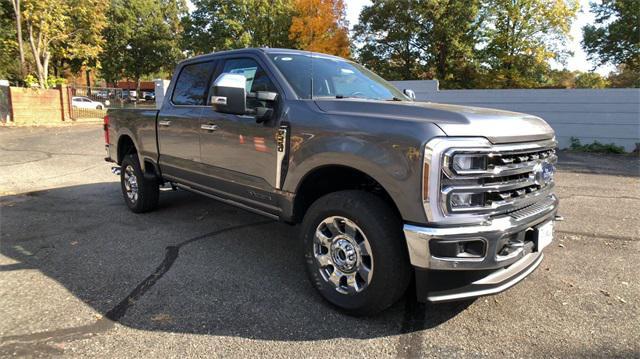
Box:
(172, 61), (215, 105)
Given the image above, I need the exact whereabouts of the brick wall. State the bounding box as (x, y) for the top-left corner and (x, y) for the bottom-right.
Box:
(6, 86), (68, 125)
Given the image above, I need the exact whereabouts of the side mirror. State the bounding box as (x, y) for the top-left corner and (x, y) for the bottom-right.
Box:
(211, 73), (247, 115)
(403, 88), (416, 101)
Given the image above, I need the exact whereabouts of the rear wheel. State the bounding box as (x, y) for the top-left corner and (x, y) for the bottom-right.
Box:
(301, 190), (411, 316)
(120, 154), (159, 213)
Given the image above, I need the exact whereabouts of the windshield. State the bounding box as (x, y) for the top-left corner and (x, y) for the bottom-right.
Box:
(270, 53), (408, 101)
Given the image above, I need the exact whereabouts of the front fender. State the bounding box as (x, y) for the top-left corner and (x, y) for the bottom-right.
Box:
(283, 133), (430, 224)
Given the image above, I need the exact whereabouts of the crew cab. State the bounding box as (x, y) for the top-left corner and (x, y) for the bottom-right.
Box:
(105, 48), (560, 315)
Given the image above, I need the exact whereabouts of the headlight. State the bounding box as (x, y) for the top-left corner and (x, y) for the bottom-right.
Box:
(452, 154), (486, 172)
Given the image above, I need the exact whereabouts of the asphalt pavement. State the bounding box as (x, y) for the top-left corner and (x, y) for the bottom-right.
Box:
(0, 125), (638, 357)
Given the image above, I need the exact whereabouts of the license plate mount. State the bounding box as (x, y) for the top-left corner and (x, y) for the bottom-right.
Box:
(536, 221), (554, 251)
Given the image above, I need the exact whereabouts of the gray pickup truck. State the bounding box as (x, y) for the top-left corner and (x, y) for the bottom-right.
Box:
(105, 48), (559, 315)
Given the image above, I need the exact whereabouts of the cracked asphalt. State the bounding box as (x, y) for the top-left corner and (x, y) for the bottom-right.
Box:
(1, 125), (638, 358)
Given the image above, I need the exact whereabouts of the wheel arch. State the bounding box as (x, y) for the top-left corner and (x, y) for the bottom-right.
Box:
(290, 164), (402, 224)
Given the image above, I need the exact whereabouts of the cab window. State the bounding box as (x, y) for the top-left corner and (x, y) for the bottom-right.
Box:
(172, 61), (215, 105)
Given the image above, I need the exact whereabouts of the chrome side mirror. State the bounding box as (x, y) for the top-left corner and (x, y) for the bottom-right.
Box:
(211, 73), (247, 115)
(403, 88), (416, 101)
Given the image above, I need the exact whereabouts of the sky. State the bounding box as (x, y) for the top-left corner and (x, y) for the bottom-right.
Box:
(344, 0), (615, 75)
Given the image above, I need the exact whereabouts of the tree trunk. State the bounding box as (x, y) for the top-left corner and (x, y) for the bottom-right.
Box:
(10, 0), (26, 79)
(86, 69), (92, 95)
(437, 42), (448, 82)
(136, 77), (141, 102)
(43, 51), (50, 87)
(27, 22), (48, 88)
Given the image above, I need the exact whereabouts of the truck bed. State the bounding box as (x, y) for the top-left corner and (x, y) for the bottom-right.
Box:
(106, 108), (160, 166)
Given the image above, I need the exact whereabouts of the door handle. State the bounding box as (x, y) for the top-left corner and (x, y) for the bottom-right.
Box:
(201, 124), (219, 131)
(158, 120), (171, 127)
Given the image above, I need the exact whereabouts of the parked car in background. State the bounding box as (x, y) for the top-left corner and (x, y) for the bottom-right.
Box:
(143, 91), (155, 101)
(95, 91), (109, 99)
(72, 96), (105, 110)
(105, 48), (560, 315)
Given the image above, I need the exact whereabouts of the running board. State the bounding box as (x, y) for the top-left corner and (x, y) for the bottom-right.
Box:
(175, 184), (279, 220)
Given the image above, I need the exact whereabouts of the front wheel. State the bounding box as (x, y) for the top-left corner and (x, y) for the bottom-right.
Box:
(301, 190), (411, 316)
(120, 154), (159, 213)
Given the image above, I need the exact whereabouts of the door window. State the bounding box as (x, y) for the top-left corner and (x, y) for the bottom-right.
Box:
(172, 61), (215, 105)
(219, 58), (278, 111)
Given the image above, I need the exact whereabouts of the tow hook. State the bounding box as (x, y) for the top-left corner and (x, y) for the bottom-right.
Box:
(554, 215), (564, 222)
(111, 166), (121, 176)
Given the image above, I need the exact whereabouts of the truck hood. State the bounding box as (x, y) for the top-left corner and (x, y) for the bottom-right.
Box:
(314, 99), (554, 144)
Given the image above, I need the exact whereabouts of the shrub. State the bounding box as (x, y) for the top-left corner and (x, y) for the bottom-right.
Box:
(569, 137), (626, 154)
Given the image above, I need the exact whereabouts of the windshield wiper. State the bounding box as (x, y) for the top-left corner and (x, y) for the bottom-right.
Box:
(387, 97), (404, 101)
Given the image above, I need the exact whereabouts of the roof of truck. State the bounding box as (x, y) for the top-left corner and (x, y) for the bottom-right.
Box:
(180, 48), (345, 65)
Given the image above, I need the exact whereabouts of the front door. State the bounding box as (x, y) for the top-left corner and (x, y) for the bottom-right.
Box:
(157, 60), (215, 182)
(198, 56), (283, 210)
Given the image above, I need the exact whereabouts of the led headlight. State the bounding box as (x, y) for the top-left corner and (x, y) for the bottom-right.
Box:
(450, 192), (484, 209)
(452, 154), (486, 172)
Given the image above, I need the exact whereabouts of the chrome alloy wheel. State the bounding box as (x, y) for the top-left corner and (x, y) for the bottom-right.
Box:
(123, 165), (139, 203)
(313, 216), (374, 295)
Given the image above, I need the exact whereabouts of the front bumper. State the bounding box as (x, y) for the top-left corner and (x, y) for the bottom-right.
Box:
(404, 195), (558, 302)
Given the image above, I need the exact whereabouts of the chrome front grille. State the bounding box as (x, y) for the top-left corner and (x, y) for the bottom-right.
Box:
(442, 147), (556, 215)
(423, 137), (558, 224)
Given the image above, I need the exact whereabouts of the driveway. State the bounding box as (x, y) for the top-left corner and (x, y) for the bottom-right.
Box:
(1, 125), (638, 357)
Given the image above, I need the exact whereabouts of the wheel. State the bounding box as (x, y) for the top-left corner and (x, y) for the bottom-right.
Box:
(96, 105), (103, 110)
(120, 154), (159, 213)
(301, 190), (411, 316)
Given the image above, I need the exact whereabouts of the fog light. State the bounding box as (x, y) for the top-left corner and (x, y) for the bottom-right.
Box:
(452, 154), (486, 171)
(450, 192), (484, 208)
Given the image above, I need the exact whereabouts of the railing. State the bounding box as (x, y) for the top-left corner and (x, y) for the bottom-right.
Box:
(68, 86), (157, 120)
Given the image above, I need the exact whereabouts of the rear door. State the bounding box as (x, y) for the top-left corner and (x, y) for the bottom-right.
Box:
(157, 60), (216, 182)
(198, 56), (283, 210)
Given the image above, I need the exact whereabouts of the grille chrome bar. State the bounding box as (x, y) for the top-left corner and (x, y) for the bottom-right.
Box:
(509, 196), (557, 221)
(444, 151), (557, 179)
(443, 177), (538, 194)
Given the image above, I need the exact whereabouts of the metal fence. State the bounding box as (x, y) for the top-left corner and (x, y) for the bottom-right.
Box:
(391, 80), (640, 152)
(68, 86), (157, 120)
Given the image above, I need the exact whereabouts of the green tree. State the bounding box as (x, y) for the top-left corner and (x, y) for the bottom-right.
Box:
(607, 64), (640, 88)
(0, 1), (21, 81)
(574, 72), (609, 88)
(60, 0), (108, 87)
(354, 0), (481, 87)
(354, 0), (422, 80)
(183, 0), (294, 55)
(100, 0), (185, 92)
(582, 0), (639, 72)
(22, 0), (71, 88)
(546, 69), (577, 88)
(8, 0), (26, 78)
(478, 0), (579, 88)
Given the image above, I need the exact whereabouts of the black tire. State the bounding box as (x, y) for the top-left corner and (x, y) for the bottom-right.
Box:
(96, 105), (103, 110)
(302, 190), (411, 316)
(120, 154), (159, 213)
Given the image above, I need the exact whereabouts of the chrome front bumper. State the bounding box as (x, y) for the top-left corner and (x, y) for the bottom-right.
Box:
(404, 195), (559, 302)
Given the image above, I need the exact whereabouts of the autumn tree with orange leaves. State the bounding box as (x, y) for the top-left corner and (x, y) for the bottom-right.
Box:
(289, 0), (350, 57)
